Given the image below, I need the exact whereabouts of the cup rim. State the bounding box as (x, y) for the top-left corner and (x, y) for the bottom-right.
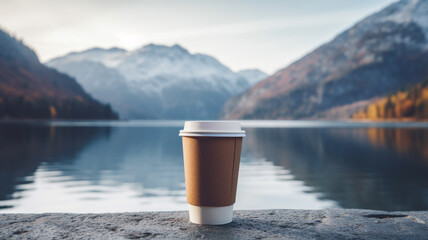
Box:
(179, 121), (245, 137)
(179, 131), (246, 137)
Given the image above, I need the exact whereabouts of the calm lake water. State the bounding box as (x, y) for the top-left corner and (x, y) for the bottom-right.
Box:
(1, 120), (428, 213)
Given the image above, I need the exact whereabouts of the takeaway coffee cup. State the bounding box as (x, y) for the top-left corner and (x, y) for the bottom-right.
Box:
(179, 121), (245, 225)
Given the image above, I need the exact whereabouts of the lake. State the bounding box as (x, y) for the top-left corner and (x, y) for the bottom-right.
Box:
(1, 120), (428, 213)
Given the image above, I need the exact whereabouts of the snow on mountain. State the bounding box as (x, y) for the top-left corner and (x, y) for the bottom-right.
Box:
(47, 44), (264, 119)
(48, 60), (150, 118)
(118, 44), (235, 80)
(49, 47), (127, 68)
(347, 0), (428, 49)
(236, 69), (268, 85)
(377, 0), (428, 34)
(115, 44), (244, 94)
(220, 0), (428, 120)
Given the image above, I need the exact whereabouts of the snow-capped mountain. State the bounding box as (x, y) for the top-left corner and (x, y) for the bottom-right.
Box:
(47, 44), (266, 119)
(220, 0), (428, 120)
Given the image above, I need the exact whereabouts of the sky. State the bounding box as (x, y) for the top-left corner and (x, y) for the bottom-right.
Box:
(0, 0), (396, 74)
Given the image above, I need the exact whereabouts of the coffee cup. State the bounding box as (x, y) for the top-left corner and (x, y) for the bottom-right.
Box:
(179, 121), (245, 225)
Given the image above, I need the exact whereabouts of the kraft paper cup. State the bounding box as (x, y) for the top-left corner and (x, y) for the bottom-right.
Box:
(179, 121), (245, 225)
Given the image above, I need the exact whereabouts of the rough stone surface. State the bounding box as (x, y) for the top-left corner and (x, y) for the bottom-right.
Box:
(1, 209), (427, 239)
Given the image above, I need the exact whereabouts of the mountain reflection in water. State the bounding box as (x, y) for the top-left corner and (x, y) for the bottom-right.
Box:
(0, 121), (427, 212)
(244, 127), (428, 211)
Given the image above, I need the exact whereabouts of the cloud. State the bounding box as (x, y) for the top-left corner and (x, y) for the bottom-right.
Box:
(0, 0), (396, 73)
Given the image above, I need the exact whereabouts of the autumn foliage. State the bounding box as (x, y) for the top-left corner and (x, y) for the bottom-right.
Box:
(0, 28), (118, 120)
(353, 78), (428, 120)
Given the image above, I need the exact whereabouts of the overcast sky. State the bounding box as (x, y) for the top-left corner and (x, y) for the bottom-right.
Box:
(0, 0), (396, 74)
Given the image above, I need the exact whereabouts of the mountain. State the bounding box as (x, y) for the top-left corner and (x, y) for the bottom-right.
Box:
(220, 0), (428, 120)
(47, 44), (266, 119)
(0, 29), (118, 119)
(236, 69), (268, 85)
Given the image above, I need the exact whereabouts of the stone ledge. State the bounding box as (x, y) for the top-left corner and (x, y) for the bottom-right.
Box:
(1, 209), (427, 239)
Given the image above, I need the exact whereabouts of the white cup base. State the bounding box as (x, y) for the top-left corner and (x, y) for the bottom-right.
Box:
(188, 204), (233, 225)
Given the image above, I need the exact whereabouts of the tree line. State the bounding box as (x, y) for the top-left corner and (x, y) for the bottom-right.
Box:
(353, 78), (428, 120)
(0, 94), (118, 120)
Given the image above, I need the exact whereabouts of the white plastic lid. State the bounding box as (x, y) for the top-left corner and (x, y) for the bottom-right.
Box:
(179, 121), (245, 137)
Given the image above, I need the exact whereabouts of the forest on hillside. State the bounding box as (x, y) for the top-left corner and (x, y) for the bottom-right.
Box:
(0, 94), (117, 120)
(353, 78), (428, 120)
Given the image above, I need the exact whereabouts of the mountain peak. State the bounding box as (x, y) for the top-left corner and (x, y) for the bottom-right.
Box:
(138, 43), (189, 55)
(236, 69), (268, 85)
(107, 47), (126, 52)
(47, 41), (260, 119)
(379, 0), (418, 22)
(0, 28), (39, 65)
(80, 47), (126, 54)
(220, 0), (428, 120)
(171, 43), (187, 52)
(373, 0), (428, 37)
(237, 69), (267, 75)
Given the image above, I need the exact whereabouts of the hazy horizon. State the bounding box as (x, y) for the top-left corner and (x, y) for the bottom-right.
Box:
(1, 0), (396, 74)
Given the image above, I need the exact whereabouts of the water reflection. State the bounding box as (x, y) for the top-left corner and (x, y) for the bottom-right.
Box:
(0, 124), (187, 212)
(365, 128), (428, 160)
(245, 127), (428, 211)
(1, 121), (428, 212)
(0, 124), (110, 208)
